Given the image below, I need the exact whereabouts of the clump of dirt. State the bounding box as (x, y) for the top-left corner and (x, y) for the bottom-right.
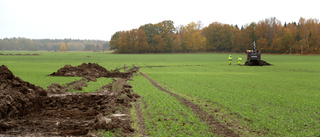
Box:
(0, 65), (47, 120)
(0, 65), (139, 136)
(244, 60), (272, 66)
(49, 63), (139, 79)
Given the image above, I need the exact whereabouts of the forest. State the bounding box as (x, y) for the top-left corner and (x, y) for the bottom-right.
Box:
(0, 38), (109, 51)
(110, 17), (320, 54)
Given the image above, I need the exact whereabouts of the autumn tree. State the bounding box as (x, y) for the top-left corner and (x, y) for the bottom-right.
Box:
(265, 17), (282, 49)
(231, 26), (242, 52)
(155, 20), (175, 52)
(109, 31), (123, 51)
(154, 35), (166, 52)
(286, 22), (300, 53)
(256, 38), (268, 53)
(135, 29), (150, 53)
(278, 27), (294, 53)
(113, 29), (150, 53)
(231, 23), (256, 53)
(182, 22), (197, 51)
(138, 20), (175, 52)
(118, 30), (134, 53)
(139, 23), (159, 52)
(107, 18), (320, 54)
(60, 43), (67, 51)
(172, 34), (182, 52)
(203, 22), (232, 52)
(182, 22), (206, 52)
(305, 18), (320, 54)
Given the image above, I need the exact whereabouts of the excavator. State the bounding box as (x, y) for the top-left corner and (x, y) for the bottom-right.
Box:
(245, 41), (270, 66)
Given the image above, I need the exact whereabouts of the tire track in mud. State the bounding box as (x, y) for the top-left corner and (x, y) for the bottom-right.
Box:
(139, 72), (239, 137)
(134, 99), (148, 137)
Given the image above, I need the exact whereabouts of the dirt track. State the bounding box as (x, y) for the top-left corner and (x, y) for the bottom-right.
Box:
(139, 71), (239, 137)
(0, 64), (139, 136)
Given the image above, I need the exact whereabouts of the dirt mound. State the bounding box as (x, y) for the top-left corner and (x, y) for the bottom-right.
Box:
(49, 63), (109, 78)
(49, 63), (139, 79)
(0, 65), (139, 136)
(0, 65), (47, 120)
(244, 60), (272, 66)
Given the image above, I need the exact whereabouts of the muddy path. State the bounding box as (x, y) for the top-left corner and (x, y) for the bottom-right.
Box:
(0, 64), (140, 136)
(139, 71), (239, 137)
(133, 99), (148, 137)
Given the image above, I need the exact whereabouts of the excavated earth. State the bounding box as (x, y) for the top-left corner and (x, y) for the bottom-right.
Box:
(0, 64), (139, 136)
(244, 60), (272, 66)
(49, 63), (137, 79)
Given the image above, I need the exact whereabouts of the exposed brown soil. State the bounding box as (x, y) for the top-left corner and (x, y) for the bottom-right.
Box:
(0, 65), (139, 136)
(49, 63), (138, 79)
(46, 78), (89, 94)
(244, 60), (272, 66)
(0, 65), (47, 120)
(139, 72), (239, 137)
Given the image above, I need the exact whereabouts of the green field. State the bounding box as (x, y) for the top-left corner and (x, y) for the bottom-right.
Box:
(1, 51), (320, 136)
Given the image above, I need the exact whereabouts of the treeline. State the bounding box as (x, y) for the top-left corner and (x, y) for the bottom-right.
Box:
(0, 38), (110, 51)
(110, 17), (320, 54)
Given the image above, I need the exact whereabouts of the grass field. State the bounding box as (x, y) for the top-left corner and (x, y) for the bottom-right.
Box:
(1, 51), (320, 136)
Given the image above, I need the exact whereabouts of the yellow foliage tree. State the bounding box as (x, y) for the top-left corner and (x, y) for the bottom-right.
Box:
(60, 43), (67, 51)
(183, 22), (207, 52)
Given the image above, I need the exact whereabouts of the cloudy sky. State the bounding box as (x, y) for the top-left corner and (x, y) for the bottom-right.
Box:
(0, 0), (319, 41)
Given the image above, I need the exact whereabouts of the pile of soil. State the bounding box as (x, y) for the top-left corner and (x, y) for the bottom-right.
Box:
(49, 63), (138, 79)
(244, 60), (272, 66)
(0, 65), (47, 120)
(0, 65), (139, 136)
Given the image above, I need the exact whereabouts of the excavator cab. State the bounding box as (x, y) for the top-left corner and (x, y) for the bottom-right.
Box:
(245, 41), (261, 65)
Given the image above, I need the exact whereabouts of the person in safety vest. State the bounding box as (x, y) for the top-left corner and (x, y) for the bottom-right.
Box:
(238, 57), (242, 65)
(228, 55), (232, 65)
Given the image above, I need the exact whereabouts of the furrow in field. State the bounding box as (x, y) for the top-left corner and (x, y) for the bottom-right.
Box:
(133, 99), (148, 137)
(139, 71), (239, 137)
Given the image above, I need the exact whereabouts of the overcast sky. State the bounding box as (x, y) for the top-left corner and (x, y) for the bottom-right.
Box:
(0, 0), (319, 41)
